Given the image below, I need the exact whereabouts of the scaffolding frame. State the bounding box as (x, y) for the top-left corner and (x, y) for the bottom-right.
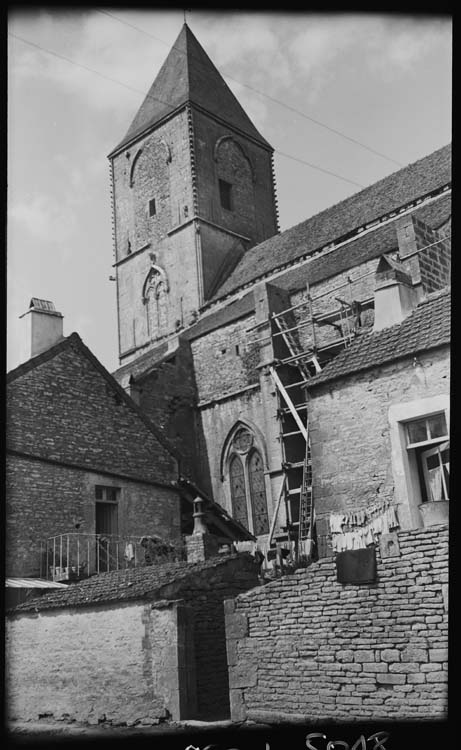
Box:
(258, 280), (372, 560)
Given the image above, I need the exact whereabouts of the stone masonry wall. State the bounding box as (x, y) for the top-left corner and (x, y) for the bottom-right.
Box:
(307, 347), (450, 521)
(159, 553), (260, 720)
(225, 525), (448, 723)
(192, 109), (278, 246)
(6, 554), (260, 725)
(7, 340), (177, 485)
(6, 456), (180, 577)
(6, 602), (169, 726)
(135, 341), (200, 482)
(191, 313), (258, 405)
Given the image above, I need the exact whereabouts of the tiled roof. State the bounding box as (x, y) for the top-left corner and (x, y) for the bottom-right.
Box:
(7, 333), (180, 462)
(111, 24), (270, 155)
(263, 193), (451, 295)
(8, 555), (247, 614)
(212, 144), (451, 301)
(305, 288), (451, 389)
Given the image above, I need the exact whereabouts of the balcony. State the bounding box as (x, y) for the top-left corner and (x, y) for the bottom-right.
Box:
(40, 533), (185, 582)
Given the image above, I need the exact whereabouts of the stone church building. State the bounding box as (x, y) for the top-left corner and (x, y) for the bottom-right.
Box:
(109, 24), (450, 557)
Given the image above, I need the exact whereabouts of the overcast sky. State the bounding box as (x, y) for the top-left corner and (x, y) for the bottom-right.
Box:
(7, 9), (452, 373)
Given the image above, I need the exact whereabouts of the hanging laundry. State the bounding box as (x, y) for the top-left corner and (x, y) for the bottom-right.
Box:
(124, 543), (135, 561)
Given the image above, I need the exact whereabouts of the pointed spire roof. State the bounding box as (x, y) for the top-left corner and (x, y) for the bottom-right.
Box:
(110, 24), (271, 155)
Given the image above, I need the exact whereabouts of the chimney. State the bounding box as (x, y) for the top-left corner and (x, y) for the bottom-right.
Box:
(373, 256), (418, 332)
(19, 298), (64, 360)
(185, 497), (220, 563)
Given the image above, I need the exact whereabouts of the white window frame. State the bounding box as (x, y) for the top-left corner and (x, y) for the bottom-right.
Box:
(388, 395), (449, 529)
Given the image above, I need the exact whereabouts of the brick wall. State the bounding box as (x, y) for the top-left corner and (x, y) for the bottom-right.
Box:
(225, 525), (448, 723)
(415, 217), (451, 293)
(6, 457), (180, 577)
(397, 214), (451, 294)
(6, 554), (260, 725)
(7, 341), (177, 485)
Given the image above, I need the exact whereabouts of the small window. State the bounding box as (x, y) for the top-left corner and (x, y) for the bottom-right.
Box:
(95, 485), (119, 503)
(404, 413), (449, 504)
(148, 198), (156, 217)
(219, 179), (233, 211)
(406, 413), (448, 447)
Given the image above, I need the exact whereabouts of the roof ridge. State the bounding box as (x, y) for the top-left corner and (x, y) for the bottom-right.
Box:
(8, 332), (181, 464)
(306, 290), (450, 388)
(209, 144), (451, 302)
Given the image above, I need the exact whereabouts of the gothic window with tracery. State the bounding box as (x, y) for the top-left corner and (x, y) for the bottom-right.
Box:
(248, 449), (269, 535)
(226, 425), (269, 536)
(229, 454), (249, 529)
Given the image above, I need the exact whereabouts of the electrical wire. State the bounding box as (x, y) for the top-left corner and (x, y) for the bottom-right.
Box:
(96, 9), (403, 168)
(8, 30), (366, 189)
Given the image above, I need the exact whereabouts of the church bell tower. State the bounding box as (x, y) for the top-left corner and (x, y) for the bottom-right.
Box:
(109, 23), (279, 365)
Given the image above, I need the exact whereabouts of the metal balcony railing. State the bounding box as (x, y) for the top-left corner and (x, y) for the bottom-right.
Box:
(40, 533), (185, 582)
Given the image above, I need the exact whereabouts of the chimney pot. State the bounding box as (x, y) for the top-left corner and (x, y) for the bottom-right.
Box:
(19, 298), (64, 360)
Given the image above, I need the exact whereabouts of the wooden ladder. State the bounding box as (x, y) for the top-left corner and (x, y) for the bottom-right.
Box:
(273, 315), (321, 378)
(299, 436), (313, 542)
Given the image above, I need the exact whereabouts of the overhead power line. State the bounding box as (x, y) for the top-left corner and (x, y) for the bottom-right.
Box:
(97, 8), (404, 168)
(9, 30), (367, 189)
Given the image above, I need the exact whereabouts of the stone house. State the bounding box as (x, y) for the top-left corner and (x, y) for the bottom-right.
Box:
(6, 299), (252, 584)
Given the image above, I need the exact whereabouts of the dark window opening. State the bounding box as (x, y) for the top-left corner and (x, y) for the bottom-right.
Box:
(148, 198), (156, 217)
(219, 179), (233, 211)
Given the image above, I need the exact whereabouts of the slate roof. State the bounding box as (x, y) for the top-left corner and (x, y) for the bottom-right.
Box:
(8, 555), (248, 614)
(111, 24), (271, 155)
(211, 144), (451, 301)
(305, 288), (451, 389)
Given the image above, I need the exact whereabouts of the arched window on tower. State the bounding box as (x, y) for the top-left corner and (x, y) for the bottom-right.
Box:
(224, 425), (269, 536)
(143, 265), (169, 341)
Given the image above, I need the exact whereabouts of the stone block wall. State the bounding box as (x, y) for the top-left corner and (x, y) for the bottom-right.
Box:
(225, 525), (448, 723)
(191, 313), (258, 405)
(307, 347), (450, 521)
(192, 109), (278, 246)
